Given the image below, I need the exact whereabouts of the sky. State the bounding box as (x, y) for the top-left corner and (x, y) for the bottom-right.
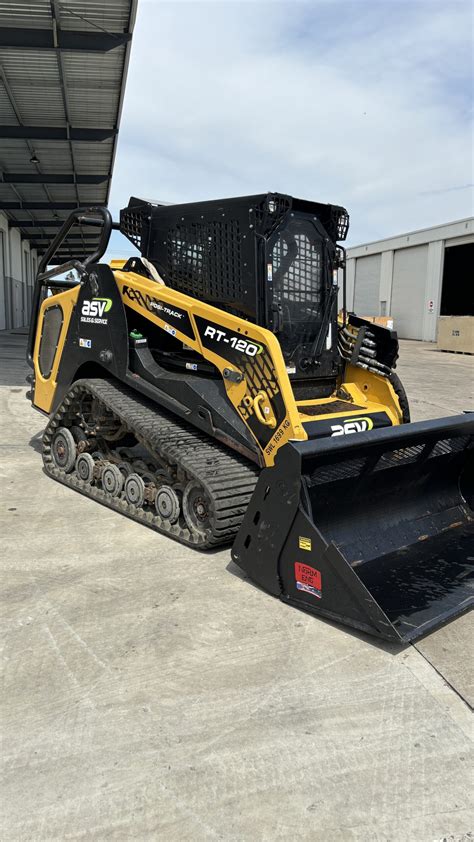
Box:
(106, 0), (474, 260)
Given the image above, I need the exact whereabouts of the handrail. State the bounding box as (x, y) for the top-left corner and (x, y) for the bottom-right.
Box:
(38, 206), (112, 274)
(28, 206), (113, 367)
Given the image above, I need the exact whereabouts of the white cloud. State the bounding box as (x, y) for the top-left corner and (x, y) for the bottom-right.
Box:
(108, 0), (473, 252)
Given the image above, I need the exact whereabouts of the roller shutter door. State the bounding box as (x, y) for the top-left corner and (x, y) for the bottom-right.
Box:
(353, 254), (381, 315)
(391, 245), (428, 339)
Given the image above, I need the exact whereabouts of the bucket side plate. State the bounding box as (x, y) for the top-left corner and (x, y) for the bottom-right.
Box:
(232, 414), (474, 642)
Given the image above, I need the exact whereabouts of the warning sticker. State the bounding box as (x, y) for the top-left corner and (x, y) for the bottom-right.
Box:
(299, 536), (311, 551)
(295, 562), (322, 598)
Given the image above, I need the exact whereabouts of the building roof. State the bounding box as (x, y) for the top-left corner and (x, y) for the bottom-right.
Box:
(347, 217), (474, 258)
(0, 0), (137, 264)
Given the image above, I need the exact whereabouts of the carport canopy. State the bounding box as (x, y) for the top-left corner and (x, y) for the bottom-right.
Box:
(0, 0), (137, 265)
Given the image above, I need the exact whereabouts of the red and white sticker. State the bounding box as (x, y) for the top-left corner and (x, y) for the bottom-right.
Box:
(295, 562), (322, 599)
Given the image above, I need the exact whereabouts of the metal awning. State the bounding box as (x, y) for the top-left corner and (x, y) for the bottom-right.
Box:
(0, 0), (137, 264)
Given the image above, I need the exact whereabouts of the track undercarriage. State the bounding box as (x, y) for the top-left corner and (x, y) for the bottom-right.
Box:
(44, 378), (258, 549)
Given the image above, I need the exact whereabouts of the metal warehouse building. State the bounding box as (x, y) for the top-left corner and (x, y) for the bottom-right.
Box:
(346, 217), (474, 341)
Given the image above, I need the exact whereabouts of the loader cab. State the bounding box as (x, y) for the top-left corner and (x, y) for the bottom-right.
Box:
(120, 192), (349, 398)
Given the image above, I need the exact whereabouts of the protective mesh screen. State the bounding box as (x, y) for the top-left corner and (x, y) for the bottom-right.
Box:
(270, 218), (325, 356)
(166, 220), (242, 301)
(120, 207), (144, 249)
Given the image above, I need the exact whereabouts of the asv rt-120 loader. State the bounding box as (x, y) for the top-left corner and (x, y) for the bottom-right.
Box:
(27, 194), (473, 643)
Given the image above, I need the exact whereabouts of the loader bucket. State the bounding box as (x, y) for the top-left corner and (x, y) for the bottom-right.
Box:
(232, 414), (474, 643)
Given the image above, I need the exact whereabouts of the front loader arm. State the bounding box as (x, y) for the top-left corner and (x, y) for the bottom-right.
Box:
(113, 269), (307, 465)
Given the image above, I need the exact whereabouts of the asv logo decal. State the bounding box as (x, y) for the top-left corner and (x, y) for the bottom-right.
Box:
(330, 417), (374, 436)
(81, 298), (112, 324)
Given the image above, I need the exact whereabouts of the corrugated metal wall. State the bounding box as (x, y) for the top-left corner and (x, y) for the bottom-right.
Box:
(0, 212), (37, 330)
(353, 254), (382, 315)
(390, 245), (428, 339)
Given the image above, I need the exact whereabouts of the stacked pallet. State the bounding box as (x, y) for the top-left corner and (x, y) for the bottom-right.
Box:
(437, 317), (474, 354)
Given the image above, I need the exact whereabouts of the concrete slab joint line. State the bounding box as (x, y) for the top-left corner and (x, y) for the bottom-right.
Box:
(0, 330), (473, 841)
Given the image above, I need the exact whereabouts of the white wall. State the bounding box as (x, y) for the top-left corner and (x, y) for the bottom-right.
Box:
(0, 211), (38, 331)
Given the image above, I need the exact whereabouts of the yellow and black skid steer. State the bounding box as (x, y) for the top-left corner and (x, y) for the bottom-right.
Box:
(27, 194), (473, 643)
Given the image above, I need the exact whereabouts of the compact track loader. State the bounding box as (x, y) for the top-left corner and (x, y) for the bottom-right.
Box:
(27, 194), (473, 642)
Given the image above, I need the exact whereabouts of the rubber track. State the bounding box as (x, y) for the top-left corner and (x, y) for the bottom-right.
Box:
(42, 378), (259, 549)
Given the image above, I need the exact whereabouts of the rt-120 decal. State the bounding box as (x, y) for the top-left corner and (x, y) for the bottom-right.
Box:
(202, 324), (263, 357)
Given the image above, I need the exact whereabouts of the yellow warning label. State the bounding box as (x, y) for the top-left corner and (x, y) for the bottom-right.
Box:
(299, 537), (312, 551)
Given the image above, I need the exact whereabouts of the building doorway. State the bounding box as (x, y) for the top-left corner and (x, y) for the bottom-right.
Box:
(440, 243), (474, 316)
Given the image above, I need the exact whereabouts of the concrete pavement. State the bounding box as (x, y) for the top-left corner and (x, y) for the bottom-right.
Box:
(1, 333), (472, 841)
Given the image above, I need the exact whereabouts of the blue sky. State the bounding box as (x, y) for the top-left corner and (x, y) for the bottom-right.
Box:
(106, 0), (473, 260)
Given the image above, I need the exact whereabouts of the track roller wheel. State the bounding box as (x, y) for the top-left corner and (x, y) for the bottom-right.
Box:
(155, 486), (180, 523)
(183, 481), (212, 536)
(76, 452), (95, 483)
(124, 473), (145, 507)
(51, 427), (77, 473)
(102, 463), (124, 497)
